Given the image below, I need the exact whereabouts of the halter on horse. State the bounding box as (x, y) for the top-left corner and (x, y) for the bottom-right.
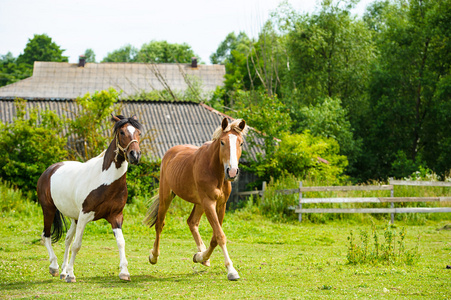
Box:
(37, 115), (142, 282)
(144, 117), (247, 281)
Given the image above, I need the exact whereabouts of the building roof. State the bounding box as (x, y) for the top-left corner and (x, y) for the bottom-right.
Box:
(0, 61), (225, 100)
(0, 99), (261, 162)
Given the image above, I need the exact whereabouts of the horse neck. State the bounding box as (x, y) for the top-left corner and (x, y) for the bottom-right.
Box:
(102, 136), (127, 172)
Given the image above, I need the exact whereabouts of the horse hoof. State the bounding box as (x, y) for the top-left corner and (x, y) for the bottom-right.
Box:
(65, 276), (76, 283)
(149, 254), (157, 265)
(49, 267), (59, 277)
(227, 272), (240, 281)
(201, 259), (211, 267)
(119, 273), (131, 281)
(60, 274), (66, 280)
(193, 252), (202, 263)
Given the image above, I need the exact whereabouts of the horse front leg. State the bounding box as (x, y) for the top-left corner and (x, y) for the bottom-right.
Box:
(194, 200), (239, 281)
(110, 213), (130, 281)
(60, 219), (76, 279)
(64, 211), (94, 283)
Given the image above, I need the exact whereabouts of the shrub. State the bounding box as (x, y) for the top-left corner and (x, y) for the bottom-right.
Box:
(0, 100), (68, 199)
(126, 156), (160, 203)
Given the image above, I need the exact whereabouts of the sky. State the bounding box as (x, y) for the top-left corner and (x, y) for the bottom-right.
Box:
(0, 0), (374, 64)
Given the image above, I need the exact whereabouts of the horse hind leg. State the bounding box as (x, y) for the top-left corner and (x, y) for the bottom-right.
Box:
(40, 204), (60, 277)
(188, 204), (210, 267)
(149, 188), (174, 265)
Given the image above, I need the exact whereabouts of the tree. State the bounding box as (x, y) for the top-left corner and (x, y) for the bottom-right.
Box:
(360, 0), (451, 180)
(0, 52), (30, 87)
(102, 44), (138, 62)
(67, 88), (120, 160)
(210, 32), (251, 65)
(84, 48), (96, 62)
(17, 34), (68, 66)
(286, 0), (374, 126)
(136, 40), (198, 63)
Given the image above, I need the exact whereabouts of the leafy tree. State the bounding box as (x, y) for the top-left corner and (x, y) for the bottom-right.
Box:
(83, 48), (96, 62)
(297, 97), (357, 160)
(210, 32), (251, 65)
(67, 88), (120, 160)
(0, 52), (30, 87)
(360, 0), (451, 180)
(102, 44), (138, 62)
(136, 40), (198, 63)
(0, 100), (68, 199)
(286, 0), (374, 127)
(17, 34), (68, 66)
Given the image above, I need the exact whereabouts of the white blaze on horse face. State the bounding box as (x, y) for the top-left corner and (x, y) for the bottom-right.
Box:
(127, 125), (135, 136)
(227, 134), (239, 178)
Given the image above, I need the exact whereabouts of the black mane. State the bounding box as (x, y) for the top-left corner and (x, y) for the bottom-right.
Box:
(112, 115), (144, 134)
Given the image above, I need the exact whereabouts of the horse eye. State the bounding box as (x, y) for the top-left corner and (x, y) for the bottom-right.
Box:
(220, 141), (225, 146)
(240, 142), (243, 147)
(120, 131), (125, 136)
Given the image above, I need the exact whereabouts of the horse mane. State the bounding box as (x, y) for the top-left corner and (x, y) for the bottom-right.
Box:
(112, 115), (144, 134)
(212, 119), (248, 141)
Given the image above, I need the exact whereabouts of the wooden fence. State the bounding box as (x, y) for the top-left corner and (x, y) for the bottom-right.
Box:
(236, 179), (451, 223)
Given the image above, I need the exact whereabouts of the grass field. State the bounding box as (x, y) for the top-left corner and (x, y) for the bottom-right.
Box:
(1, 196), (451, 299)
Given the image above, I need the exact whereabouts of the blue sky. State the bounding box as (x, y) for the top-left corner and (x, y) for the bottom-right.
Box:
(0, 0), (374, 64)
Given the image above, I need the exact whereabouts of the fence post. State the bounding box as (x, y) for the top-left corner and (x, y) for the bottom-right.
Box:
(261, 181), (266, 203)
(390, 186), (394, 224)
(298, 181), (303, 222)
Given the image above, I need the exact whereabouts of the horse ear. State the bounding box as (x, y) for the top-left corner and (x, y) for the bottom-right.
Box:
(111, 114), (120, 122)
(221, 118), (228, 131)
(131, 115), (138, 120)
(238, 120), (246, 131)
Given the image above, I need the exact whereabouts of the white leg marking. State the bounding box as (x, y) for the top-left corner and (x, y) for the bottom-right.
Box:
(220, 244), (239, 281)
(60, 219), (76, 279)
(42, 233), (59, 276)
(113, 228), (130, 281)
(65, 211), (95, 282)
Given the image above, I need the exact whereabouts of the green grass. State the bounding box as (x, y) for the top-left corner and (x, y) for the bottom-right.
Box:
(1, 197), (451, 299)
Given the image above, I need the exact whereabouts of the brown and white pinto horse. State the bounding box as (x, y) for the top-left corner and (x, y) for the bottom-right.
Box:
(144, 118), (247, 281)
(37, 115), (142, 283)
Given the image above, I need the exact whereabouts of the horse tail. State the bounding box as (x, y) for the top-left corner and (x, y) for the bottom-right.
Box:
(143, 191), (160, 228)
(51, 209), (67, 243)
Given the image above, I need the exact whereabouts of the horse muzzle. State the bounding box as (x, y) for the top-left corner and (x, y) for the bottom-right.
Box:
(128, 150), (141, 165)
(225, 167), (240, 181)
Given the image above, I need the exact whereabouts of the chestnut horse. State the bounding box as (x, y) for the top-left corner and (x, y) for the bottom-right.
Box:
(144, 118), (247, 281)
(37, 115), (143, 283)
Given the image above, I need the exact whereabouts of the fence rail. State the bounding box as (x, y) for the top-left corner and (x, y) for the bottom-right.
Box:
(235, 179), (451, 223)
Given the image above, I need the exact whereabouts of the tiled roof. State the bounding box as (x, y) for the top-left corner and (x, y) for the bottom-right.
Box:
(0, 61), (225, 100)
(0, 99), (262, 162)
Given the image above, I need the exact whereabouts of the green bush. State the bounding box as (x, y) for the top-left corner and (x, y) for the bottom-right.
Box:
(126, 156), (160, 203)
(0, 100), (68, 200)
